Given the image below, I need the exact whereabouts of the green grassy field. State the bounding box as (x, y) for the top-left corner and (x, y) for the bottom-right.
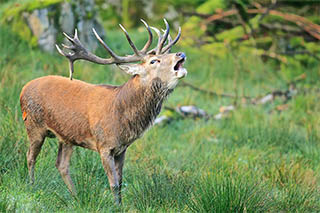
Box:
(1, 25), (320, 212)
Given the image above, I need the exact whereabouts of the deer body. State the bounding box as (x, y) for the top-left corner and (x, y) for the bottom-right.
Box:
(20, 20), (186, 204)
(21, 75), (169, 152)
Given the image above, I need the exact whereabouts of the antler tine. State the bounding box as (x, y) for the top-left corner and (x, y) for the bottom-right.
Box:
(157, 19), (169, 54)
(63, 32), (74, 43)
(119, 24), (140, 56)
(147, 27), (162, 54)
(56, 30), (79, 80)
(55, 44), (66, 56)
(161, 29), (172, 53)
(161, 26), (181, 54)
(55, 44), (75, 80)
(61, 43), (73, 49)
(74, 29), (78, 39)
(140, 19), (153, 53)
(68, 60), (75, 80)
(161, 29), (172, 43)
(92, 28), (120, 59)
(152, 27), (162, 46)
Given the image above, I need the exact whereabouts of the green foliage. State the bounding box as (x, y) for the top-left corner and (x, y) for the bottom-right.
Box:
(181, 0), (230, 47)
(0, 0), (64, 47)
(164, 0), (206, 7)
(182, 0), (320, 71)
(196, 0), (227, 13)
(1, 0), (63, 20)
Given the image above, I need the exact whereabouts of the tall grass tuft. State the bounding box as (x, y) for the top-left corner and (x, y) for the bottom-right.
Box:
(186, 174), (274, 212)
(127, 170), (192, 211)
(274, 184), (320, 212)
(0, 190), (17, 213)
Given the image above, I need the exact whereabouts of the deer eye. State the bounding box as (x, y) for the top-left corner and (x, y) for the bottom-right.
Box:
(150, 59), (160, 64)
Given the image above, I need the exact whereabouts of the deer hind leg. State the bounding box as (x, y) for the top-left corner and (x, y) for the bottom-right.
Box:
(26, 128), (46, 184)
(55, 142), (76, 196)
(99, 148), (121, 205)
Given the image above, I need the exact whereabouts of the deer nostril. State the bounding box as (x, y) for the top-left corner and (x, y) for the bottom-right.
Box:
(176, 52), (185, 58)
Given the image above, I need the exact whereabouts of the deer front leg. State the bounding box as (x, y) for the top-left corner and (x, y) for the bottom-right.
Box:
(114, 150), (126, 204)
(99, 149), (121, 205)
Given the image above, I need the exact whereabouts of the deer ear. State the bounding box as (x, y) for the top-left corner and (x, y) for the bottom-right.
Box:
(118, 64), (145, 76)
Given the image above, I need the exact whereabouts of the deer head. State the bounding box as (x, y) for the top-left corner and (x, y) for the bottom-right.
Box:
(56, 19), (187, 90)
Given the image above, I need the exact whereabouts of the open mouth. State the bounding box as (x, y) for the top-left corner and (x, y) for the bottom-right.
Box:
(174, 58), (185, 71)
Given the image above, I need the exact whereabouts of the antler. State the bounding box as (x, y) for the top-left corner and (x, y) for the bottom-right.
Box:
(56, 19), (153, 80)
(56, 19), (181, 80)
(148, 19), (182, 55)
(161, 27), (181, 54)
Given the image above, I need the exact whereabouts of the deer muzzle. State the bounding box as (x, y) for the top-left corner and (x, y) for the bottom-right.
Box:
(174, 52), (187, 79)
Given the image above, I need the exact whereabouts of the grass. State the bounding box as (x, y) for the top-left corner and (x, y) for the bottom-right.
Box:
(186, 174), (273, 212)
(0, 23), (320, 212)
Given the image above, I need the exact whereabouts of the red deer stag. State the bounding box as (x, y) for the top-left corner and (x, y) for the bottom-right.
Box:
(20, 19), (187, 204)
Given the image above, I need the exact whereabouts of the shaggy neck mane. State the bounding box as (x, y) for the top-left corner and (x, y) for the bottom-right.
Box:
(115, 76), (172, 141)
